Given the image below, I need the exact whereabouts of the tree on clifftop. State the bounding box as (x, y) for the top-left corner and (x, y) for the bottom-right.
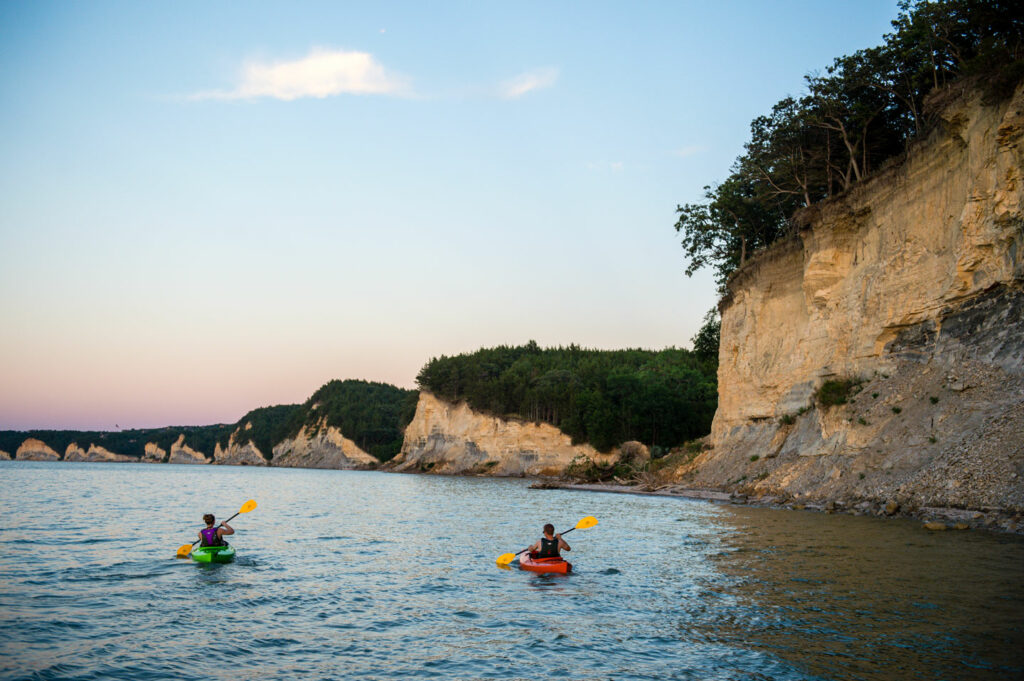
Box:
(675, 0), (1024, 289)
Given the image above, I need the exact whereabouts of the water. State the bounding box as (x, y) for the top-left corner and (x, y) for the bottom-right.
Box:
(1, 461), (1022, 681)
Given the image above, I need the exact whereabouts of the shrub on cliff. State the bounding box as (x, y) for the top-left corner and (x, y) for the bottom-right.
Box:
(815, 378), (863, 407)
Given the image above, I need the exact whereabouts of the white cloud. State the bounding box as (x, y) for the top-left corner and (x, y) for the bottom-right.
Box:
(498, 67), (559, 99)
(190, 48), (409, 101)
(672, 145), (707, 158)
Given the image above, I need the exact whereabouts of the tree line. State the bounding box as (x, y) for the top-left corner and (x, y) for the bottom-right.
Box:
(676, 0), (1024, 288)
(416, 341), (718, 453)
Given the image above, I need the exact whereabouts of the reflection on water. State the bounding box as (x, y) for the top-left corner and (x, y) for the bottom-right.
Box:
(0, 461), (1021, 681)
(699, 507), (1024, 680)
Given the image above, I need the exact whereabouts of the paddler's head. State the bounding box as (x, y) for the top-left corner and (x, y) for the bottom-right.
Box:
(543, 523), (554, 537)
(204, 513), (215, 527)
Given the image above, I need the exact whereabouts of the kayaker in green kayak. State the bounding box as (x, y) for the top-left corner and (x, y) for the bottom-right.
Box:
(199, 513), (234, 547)
(527, 523), (571, 558)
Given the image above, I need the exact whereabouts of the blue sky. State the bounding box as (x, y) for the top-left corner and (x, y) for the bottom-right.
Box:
(0, 1), (900, 430)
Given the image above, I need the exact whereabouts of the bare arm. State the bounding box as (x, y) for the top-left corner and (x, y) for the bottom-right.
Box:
(218, 522), (234, 537)
(557, 533), (570, 552)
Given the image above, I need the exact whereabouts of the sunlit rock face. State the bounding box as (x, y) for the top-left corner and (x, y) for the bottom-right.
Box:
(693, 84), (1024, 513)
(168, 434), (208, 464)
(64, 443), (134, 462)
(15, 439), (60, 461)
(392, 392), (615, 476)
(214, 424), (268, 466)
(271, 420), (377, 469)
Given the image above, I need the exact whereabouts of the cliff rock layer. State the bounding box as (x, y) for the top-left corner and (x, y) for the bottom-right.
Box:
(392, 392), (615, 476)
(142, 442), (166, 463)
(214, 424), (268, 466)
(271, 421), (377, 469)
(15, 438), (60, 461)
(689, 83), (1024, 514)
(65, 443), (134, 463)
(168, 434), (208, 465)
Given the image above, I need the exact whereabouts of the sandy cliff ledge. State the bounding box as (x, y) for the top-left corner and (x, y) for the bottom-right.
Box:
(391, 392), (614, 476)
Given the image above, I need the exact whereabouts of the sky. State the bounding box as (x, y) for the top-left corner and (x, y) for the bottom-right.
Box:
(0, 1), (901, 431)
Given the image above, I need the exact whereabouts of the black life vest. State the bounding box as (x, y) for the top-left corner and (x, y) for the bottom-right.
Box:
(537, 536), (560, 558)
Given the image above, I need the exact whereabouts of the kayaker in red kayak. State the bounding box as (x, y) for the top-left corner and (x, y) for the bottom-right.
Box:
(198, 513), (234, 547)
(527, 523), (570, 558)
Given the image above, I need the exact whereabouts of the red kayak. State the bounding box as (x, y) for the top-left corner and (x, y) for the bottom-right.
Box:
(518, 552), (572, 574)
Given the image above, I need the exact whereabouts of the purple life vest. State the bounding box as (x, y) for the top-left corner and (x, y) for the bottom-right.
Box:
(200, 526), (222, 546)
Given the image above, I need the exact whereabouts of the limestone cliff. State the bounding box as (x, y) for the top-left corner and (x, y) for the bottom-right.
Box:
(168, 434), (209, 465)
(15, 438), (60, 461)
(683, 83), (1024, 515)
(214, 423), (268, 466)
(142, 442), (166, 463)
(0, 450), (11, 460)
(64, 443), (135, 463)
(392, 392), (616, 476)
(271, 420), (377, 469)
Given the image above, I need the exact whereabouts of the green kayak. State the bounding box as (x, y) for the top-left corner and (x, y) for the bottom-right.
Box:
(191, 544), (235, 564)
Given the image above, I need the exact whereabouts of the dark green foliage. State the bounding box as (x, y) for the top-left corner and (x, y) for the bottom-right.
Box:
(815, 378), (862, 407)
(288, 379), (418, 462)
(892, 406), (902, 414)
(0, 425), (234, 461)
(858, 417), (869, 426)
(750, 454), (760, 462)
(675, 0), (1024, 288)
(930, 396), (940, 404)
(691, 308), (721, 365)
(779, 414), (796, 426)
(416, 342), (717, 452)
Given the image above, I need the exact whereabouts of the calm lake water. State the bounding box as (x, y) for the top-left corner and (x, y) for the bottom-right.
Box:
(1, 461), (1022, 681)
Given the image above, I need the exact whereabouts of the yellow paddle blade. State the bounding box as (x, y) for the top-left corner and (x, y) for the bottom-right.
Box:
(175, 544), (193, 558)
(239, 499), (257, 514)
(575, 516), (598, 530)
(496, 552), (517, 566)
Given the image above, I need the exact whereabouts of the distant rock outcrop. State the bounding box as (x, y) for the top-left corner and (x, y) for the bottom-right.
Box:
(0, 449), (11, 460)
(64, 443), (135, 463)
(272, 421), (377, 469)
(391, 392), (615, 476)
(214, 424), (268, 466)
(168, 434), (209, 464)
(16, 438), (61, 461)
(141, 442), (166, 463)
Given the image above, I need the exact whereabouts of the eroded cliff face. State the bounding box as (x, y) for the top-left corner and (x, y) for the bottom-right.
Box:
(142, 442), (166, 463)
(65, 443), (134, 463)
(214, 423), (268, 466)
(168, 434), (209, 465)
(15, 438), (60, 461)
(687, 84), (1024, 514)
(271, 420), (377, 469)
(0, 450), (11, 460)
(392, 392), (616, 476)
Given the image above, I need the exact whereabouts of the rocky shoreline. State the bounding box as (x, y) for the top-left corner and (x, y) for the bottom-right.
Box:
(528, 480), (1024, 534)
